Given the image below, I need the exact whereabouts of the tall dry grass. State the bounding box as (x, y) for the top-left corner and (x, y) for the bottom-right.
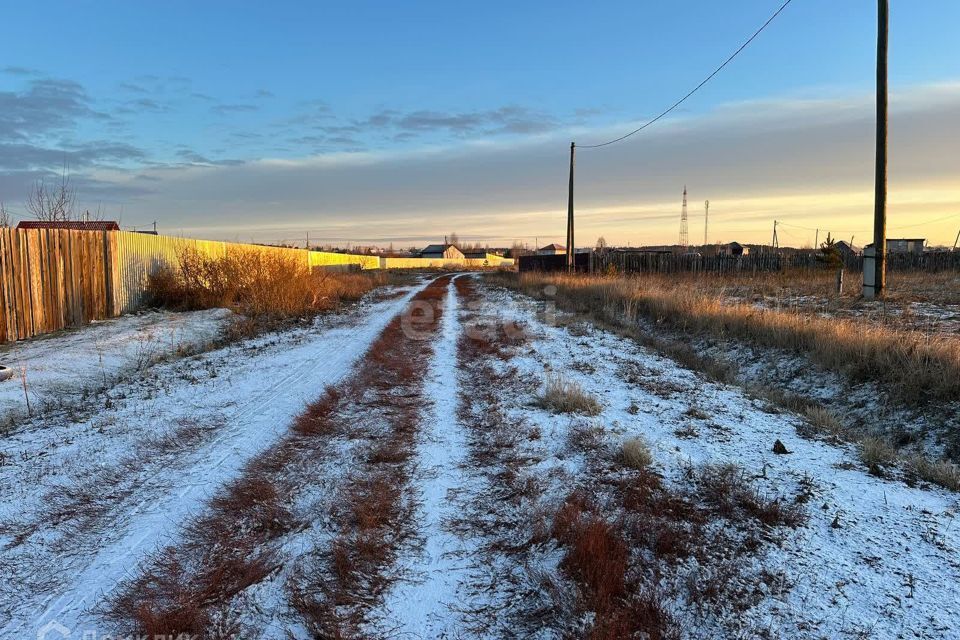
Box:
(502, 272), (960, 403)
(147, 246), (383, 331)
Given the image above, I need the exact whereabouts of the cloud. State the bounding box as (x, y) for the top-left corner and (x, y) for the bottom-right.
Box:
(255, 89), (274, 98)
(211, 103), (259, 115)
(104, 82), (960, 247)
(118, 81), (149, 94)
(2, 66), (41, 76)
(358, 105), (557, 136)
(0, 78), (95, 141)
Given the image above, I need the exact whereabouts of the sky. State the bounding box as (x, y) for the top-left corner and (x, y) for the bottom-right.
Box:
(1, 0), (959, 249)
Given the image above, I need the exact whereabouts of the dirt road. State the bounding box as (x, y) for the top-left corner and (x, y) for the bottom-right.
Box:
(1, 274), (957, 639)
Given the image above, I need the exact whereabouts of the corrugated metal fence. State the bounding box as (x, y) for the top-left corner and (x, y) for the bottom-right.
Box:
(0, 229), (515, 343)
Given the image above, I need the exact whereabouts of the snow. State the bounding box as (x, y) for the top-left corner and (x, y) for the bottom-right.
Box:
(482, 283), (960, 639)
(0, 282), (429, 639)
(0, 309), (230, 427)
(1, 274), (957, 639)
(374, 275), (477, 638)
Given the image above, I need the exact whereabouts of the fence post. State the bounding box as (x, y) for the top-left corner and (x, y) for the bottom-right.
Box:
(836, 267), (844, 295)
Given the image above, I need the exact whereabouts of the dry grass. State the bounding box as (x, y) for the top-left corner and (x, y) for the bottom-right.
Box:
(147, 245), (383, 334)
(109, 277), (451, 637)
(622, 437), (653, 469)
(535, 374), (602, 415)
(695, 463), (806, 528)
(802, 406), (845, 437)
(907, 456), (960, 492)
(499, 272), (960, 403)
(859, 436), (900, 473)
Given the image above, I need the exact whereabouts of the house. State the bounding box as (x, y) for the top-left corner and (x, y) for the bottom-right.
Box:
(886, 238), (925, 254)
(864, 238), (927, 255)
(461, 248), (489, 259)
(834, 240), (861, 258)
(16, 220), (121, 231)
(418, 243), (465, 259)
(537, 243), (566, 256)
(718, 241), (750, 257)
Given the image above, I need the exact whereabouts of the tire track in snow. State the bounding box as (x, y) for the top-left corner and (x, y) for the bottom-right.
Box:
(4, 280), (432, 639)
(375, 276), (474, 637)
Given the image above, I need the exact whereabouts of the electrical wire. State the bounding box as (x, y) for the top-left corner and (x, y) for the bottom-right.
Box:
(577, 0), (794, 149)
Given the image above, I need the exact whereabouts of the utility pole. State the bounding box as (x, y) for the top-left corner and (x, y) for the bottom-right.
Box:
(815, 228), (819, 249)
(679, 186), (689, 248)
(566, 142), (575, 271)
(704, 200), (709, 247)
(953, 228), (959, 252)
(771, 220), (779, 250)
(868, 0), (889, 297)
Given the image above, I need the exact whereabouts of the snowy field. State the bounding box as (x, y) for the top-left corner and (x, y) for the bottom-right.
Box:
(0, 274), (956, 639)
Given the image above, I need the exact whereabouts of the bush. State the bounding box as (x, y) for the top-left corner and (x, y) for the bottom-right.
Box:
(535, 374), (602, 416)
(622, 437), (653, 469)
(147, 246), (382, 332)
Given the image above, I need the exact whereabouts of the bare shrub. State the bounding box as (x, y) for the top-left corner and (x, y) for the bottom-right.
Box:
(696, 463), (804, 527)
(622, 437), (653, 469)
(147, 245), (382, 334)
(536, 374), (601, 416)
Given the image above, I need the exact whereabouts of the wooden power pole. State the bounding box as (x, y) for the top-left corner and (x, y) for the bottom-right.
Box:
(872, 0), (889, 296)
(566, 142), (576, 271)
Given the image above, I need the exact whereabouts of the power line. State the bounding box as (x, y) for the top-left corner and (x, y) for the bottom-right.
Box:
(577, 0), (794, 149)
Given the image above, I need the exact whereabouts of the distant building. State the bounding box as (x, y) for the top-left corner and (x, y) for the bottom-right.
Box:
(418, 243), (465, 259)
(461, 248), (490, 259)
(887, 238), (925, 254)
(864, 238), (926, 255)
(718, 241), (749, 257)
(16, 220), (121, 231)
(834, 240), (861, 258)
(537, 243), (566, 255)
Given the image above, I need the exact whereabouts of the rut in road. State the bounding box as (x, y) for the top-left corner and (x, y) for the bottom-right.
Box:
(3, 280), (431, 639)
(104, 276), (453, 638)
(373, 275), (476, 637)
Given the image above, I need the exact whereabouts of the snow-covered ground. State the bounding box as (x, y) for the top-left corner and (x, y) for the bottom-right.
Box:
(0, 282), (427, 638)
(1, 274), (957, 639)
(374, 276), (478, 637)
(478, 282), (960, 639)
(0, 309), (230, 427)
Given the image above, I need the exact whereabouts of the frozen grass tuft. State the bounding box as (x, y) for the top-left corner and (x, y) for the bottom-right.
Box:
(622, 437), (653, 469)
(907, 456), (960, 492)
(803, 406), (844, 437)
(859, 436), (899, 472)
(535, 374), (601, 416)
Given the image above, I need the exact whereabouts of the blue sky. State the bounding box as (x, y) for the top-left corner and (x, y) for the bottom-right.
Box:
(2, 1), (960, 247)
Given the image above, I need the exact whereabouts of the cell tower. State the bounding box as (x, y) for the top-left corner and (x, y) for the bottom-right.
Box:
(704, 200), (709, 246)
(679, 185), (689, 247)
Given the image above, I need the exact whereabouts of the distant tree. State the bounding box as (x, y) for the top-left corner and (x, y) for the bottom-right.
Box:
(596, 236), (608, 250)
(818, 233), (842, 268)
(0, 202), (10, 227)
(448, 232), (460, 247)
(508, 241), (532, 258)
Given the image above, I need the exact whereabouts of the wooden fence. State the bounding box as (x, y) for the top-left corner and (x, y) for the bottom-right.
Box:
(581, 250), (960, 275)
(0, 228), (113, 342)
